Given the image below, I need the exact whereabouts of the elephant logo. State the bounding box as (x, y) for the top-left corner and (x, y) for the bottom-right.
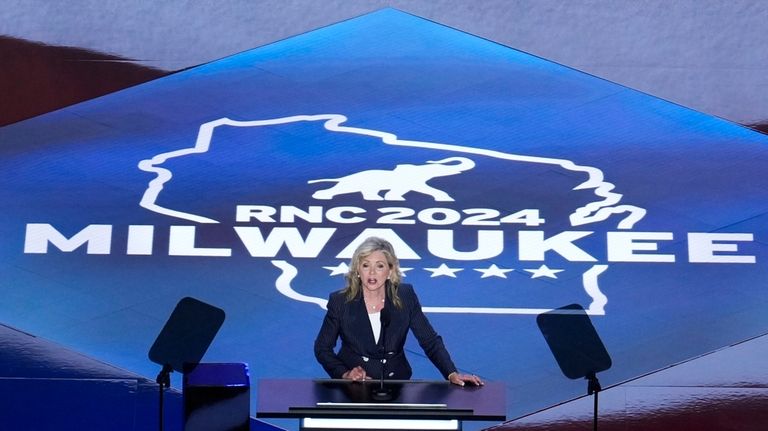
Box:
(307, 157), (476, 201)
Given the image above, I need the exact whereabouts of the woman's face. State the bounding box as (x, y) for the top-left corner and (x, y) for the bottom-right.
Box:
(358, 250), (391, 293)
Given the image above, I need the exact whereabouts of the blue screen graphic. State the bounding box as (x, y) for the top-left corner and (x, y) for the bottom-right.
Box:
(1, 8), (767, 422)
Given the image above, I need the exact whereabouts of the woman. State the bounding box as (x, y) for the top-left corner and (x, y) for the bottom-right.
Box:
(314, 236), (483, 386)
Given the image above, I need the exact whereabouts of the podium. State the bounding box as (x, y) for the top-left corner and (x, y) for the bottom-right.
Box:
(256, 379), (506, 431)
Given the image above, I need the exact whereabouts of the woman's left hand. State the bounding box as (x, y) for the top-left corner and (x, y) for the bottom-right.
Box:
(448, 372), (484, 387)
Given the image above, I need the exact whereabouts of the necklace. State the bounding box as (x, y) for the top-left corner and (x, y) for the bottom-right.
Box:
(366, 297), (385, 310)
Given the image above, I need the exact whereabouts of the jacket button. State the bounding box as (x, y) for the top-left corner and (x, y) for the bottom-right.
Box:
(362, 356), (369, 362)
(388, 372), (394, 377)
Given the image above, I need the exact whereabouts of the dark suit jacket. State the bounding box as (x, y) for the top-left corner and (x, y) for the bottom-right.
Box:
(314, 283), (457, 380)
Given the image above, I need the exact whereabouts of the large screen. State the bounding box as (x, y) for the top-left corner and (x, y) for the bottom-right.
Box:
(2, 8), (767, 421)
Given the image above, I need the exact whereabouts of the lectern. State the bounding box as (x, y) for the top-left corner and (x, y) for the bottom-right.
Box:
(256, 379), (505, 431)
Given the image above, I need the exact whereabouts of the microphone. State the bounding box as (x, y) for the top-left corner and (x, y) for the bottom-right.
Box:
(380, 305), (391, 328)
(372, 306), (393, 401)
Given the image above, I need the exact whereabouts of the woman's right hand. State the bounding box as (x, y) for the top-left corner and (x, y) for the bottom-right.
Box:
(342, 366), (369, 381)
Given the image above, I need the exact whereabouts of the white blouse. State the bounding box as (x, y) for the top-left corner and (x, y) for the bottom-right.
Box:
(368, 311), (381, 344)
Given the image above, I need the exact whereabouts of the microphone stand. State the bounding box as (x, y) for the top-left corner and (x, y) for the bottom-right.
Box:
(372, 307), (392, 401)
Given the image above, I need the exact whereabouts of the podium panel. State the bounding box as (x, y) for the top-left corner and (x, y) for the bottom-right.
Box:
(302, 417), (459, 430)
(256, 379), (505, 431)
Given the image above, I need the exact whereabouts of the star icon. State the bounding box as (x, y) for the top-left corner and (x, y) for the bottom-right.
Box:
(399, 267), (413, 277)
(524, 264), (564, 279)
(323, 262), (349, 276)
(474, 264), (514, 279)
(424, 263), (463, 278)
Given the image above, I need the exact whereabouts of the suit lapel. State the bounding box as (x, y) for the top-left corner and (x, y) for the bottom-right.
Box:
(382, 292), (408, 353)
(347, 296), (378, 351)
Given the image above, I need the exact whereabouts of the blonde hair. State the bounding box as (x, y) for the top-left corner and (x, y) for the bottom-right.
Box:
(343, 236), (403, 308)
